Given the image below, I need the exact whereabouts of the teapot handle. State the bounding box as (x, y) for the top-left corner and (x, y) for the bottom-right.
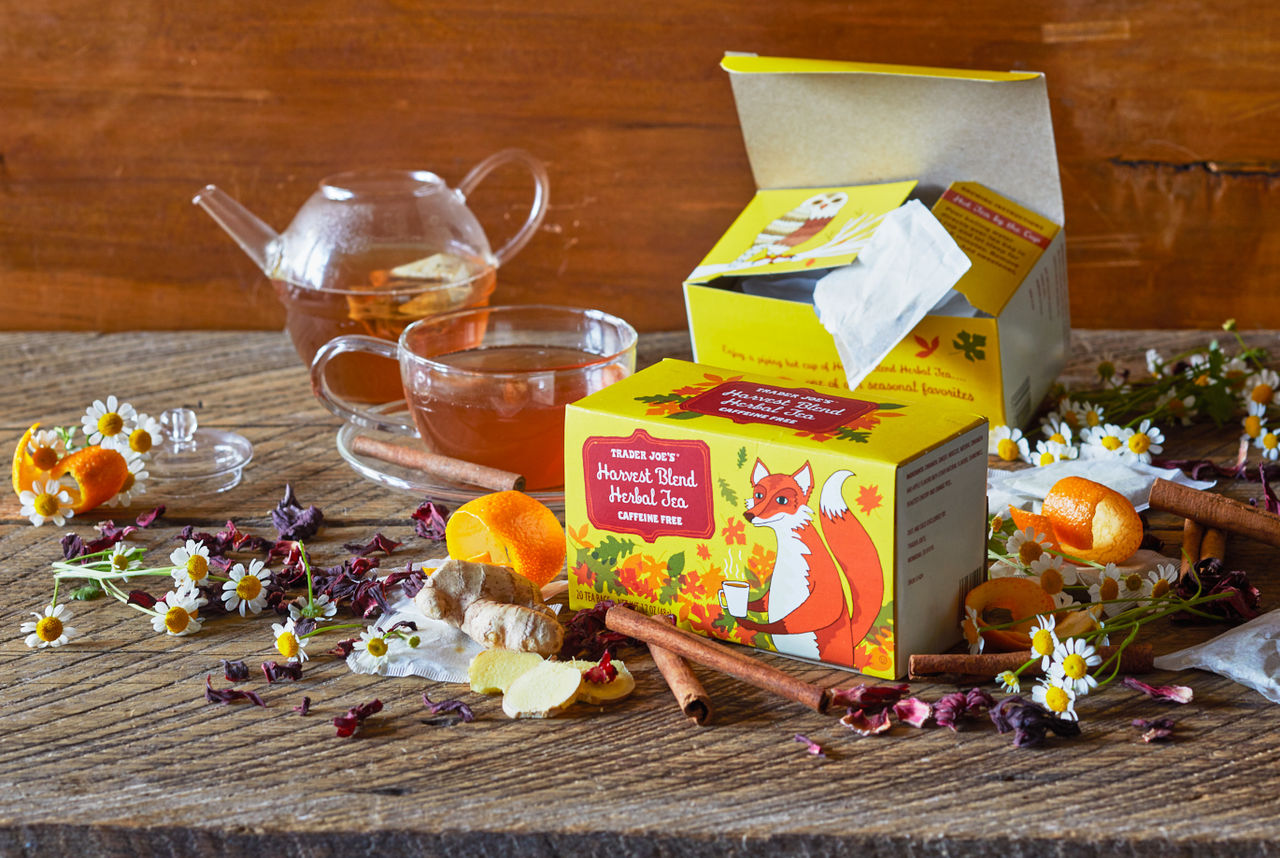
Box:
(457, 148), (550, 267)
(309, 335), (418, 436)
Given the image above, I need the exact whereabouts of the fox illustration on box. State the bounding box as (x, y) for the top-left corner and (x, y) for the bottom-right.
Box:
(733, 459), (884, 667)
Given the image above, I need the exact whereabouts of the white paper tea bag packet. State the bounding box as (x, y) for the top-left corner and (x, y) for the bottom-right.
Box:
(813, 199), (972, 390)
(1154, 609), (1280, 704)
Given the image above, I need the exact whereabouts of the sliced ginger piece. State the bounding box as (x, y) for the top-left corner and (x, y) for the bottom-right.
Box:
(468, 649), (546, 695)
(501, 660), (583, 719)
(569, 657), (636, 705)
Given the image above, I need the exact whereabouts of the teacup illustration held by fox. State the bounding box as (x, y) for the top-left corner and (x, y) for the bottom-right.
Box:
(733, 459), (884, 667)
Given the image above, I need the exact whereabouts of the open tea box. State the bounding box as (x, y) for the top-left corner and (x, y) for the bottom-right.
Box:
(564, 359), (987, 679)
(683, 54), (1070, 428)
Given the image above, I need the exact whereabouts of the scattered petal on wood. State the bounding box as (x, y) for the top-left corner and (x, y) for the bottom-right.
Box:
(1123, 676), (1193, 704)
(204, 676), (266, 707)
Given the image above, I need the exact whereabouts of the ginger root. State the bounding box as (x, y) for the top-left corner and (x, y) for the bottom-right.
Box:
(469, 649), (546, 694)
(502, 661), (583, 719)
(415, 558), (564, 656)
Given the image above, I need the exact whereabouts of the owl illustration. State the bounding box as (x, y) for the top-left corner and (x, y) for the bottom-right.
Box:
(733, 191), (850, 265)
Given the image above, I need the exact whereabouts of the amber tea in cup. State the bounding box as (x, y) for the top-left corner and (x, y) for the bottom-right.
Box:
(311, 304), (637, 490)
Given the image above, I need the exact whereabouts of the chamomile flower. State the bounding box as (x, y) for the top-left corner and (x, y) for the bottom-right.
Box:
(107, 544), (142, 581)
(996, 670), (1021, 694)
(170, 539), (212, 589)
(81, 396), (138, 448)
(1122, 419), (1164, 465)
(1040, 418), (1075, 447)
(1048, 637), (1101, 696)
(289, 593), (337, 621)
(1078, 401), (1106, 429)
(1244, 369), (1280, 408)
(1224, 356), (1252, 393)
(1088, 563), (1135, 617)
(1032, 439), (1077, 467)
(1256, 426), (1280, 460)
(1005, 526), (1054, 566)
(151, 589), (205, 636)
(1027, 554), (1078, 608)
(962, 605), (985, 655)
(222, 559), (271, 616)
(21, 603), (77, 648)
(1049, 399), (1086, 432)
(1145, 563), (1179, 599)
(1158, 390), (1197, 426)
(1242, 401), (1267, 442)
(109, 451), (150, 506)
(272, 619), (310, 663)
(1145, 348), (1167, 377)
(989, 425), (1030, 463)
(19, 479), (75, 527)
(352, 628), (394, 674)
(115, 411), (164, 457)
(25, 429), (67, 472)
(1028, 614), (1059, 671)
(1085, 423), (1132, 456)
(1032, 674), (1079, 721)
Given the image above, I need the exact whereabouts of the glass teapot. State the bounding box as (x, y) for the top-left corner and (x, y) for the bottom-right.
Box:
(193, 149), (549, 403)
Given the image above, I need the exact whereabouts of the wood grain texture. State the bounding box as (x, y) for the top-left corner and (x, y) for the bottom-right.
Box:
(1, 329), (1280, 857)
(1, 1), (1278, 334)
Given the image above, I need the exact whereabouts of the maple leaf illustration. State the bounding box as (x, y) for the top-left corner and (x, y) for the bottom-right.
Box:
(914, 335), (940, 358)
(856, 484), (883, 515)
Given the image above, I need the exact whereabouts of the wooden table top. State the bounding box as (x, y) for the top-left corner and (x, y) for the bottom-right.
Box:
(2, 328), (1279, 857)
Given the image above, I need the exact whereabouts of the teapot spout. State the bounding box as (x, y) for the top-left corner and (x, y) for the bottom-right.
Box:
(193, 185), (282, 277)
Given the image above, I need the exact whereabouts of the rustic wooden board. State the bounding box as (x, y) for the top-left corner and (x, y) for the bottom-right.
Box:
(1, 1), (1278, 334)
(1, 330), (1279, 857)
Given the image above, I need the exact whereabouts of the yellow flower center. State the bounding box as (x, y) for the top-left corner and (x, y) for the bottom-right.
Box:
(1245, 415), (1262, 438)
(997, 438), (1021, 461)
(1040, 567), (1065, 595)
(1125, 572), (1144, 592)
(129, 428), (153, 454)
(276, 632), (300, 659)
(164, 606), (190, 634)
(111, 553), (130, 571)
(998, 671), (1019, 690)
(1251, 384), (1274, 404)
(1018, 541), (1044, 564)
(1062, 653), (1088, 680)
(1128, 433), (1151, 454)
(1265, 433), (1279, 451)
(1037, 451), (1056, 466)
(1100, 578), (1119, 601)
(1031, 628), (1055, 657)
(1097, 361), (1115, 380)
(1151, 578), (1170, 598)
(31, 446), (58, 471)
(1169, 399), (1187, 416)
(36, 615), (64, 642)
(1043, 685), (1070, 713)
(1050, 432), (1066, 444)
(1064, 412), (1081, 429)
(1086, 411), (1102, 427)
(120, 474), (135, 493)
(236, 576), (263, 600)
(1194, 373), (1210, 387)
(1100, 434), (1122, 451)
(97, 412), (124, 437)
(33, 492), (61, 518)
(186, 555), (208, 581)
(366, 637), (389, 658)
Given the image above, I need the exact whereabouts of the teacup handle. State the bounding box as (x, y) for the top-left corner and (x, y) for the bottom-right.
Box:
(457, 148), (550, 267)
(310, 335), (418, 436)
(718, 591), (729, 611)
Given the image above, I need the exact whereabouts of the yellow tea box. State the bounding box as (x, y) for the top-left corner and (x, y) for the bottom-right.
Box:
(683, 54), (1069, 428)
(564, 359), (987, 679)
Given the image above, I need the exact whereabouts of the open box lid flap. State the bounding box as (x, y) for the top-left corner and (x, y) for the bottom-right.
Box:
(722, 54), (1064, 226)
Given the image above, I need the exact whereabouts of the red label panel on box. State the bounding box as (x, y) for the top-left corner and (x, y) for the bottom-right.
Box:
(681, 381), (876, 432)
(581, 429), (715, 543)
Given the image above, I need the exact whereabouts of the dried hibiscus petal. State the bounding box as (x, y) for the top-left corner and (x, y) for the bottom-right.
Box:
(334, 698), (383, 737)
(343, 532), (402, 556)
(1134, 716), (1176, 743)
(422, 693), (475, 724)
(222, 659), (250, 682)
(204, 676), (266, 707)
(262, 661), (303, 683)
(893, 697), (932, 728)
(127, 590), (158, 610)
(830, 683), (909, 711)
(411, 500), (449, 541)
(294, 696), (312, 716)
(272, 484), (324, 541)
(135, 505), (165, 528)
(793, 733), (827, 758)
(583, 651), (618, 684)
(1122, 676), (1193, 704)
(840, 707), (892, 736)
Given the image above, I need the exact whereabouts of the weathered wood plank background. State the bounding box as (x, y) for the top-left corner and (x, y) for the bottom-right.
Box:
(1, 329), (1279, 857)
(2, 1), (1277, 333)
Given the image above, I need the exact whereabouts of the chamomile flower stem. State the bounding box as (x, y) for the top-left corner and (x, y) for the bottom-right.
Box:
(299, 541), (315, 606)
(298, 622), (364, 640)
(50, 578), (60, 609)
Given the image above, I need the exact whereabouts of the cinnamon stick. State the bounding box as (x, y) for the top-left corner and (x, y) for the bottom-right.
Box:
(649, 642), (714, 726)
(909, 643), (1153, 681)
(351, 435), (525, 491)
(1199, 527), (1227, 563)
(1179, 518), (1204, 581)
(605, 605), (831, 714)
(1148, 478), (1280, 547)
